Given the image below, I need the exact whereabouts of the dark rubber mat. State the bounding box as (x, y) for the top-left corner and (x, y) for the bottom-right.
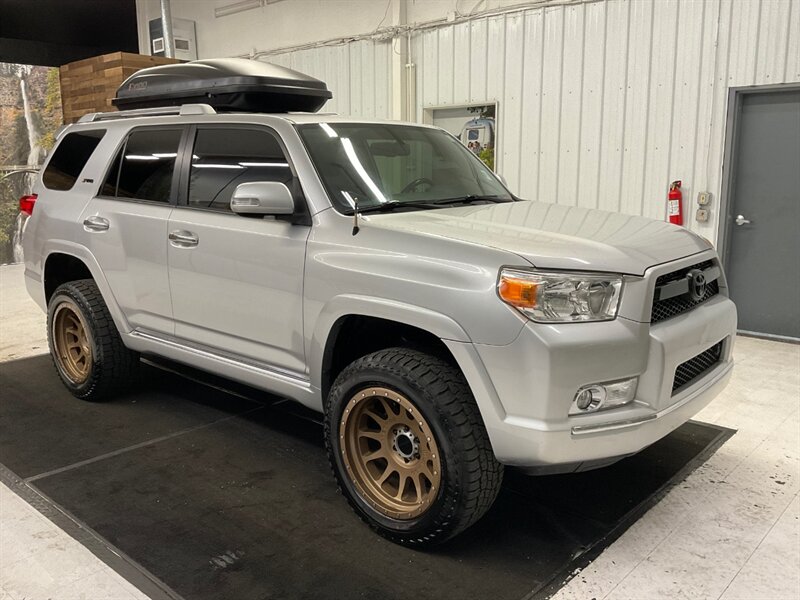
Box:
(0, 356), (261, 479)
(0, 354), (733, 600)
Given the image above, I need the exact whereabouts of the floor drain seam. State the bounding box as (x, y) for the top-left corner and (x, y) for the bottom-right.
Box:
(24, 406), (264, 484)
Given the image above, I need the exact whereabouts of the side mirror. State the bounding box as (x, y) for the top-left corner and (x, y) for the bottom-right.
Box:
(230, 181), (295, 216)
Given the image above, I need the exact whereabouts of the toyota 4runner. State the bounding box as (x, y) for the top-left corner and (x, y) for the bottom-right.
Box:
(20, 59), (737, 546)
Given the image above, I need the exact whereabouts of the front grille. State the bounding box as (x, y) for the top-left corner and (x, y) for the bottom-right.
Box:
(672, 340), (723, 394)
(651, 260), (719, 323)
(652, 280), (719, 323)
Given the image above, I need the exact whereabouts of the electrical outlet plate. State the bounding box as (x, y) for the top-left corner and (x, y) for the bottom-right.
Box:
(697, 192), (711, 206)
(696, 208), (709, 222)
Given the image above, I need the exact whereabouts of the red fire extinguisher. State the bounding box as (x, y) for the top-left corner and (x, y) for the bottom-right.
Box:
(668, 180), (683, 226)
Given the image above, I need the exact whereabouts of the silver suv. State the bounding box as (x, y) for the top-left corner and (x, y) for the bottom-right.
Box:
(22, 96), (736, 547)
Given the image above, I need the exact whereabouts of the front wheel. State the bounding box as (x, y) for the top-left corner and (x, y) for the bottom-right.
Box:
(324, 348), (503, 546)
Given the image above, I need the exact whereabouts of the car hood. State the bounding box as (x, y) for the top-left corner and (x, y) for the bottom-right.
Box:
(365, 200), (712, 276)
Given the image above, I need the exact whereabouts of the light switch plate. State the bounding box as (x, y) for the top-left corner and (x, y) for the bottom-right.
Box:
(696, 208), (709, 222)
(697, 192), (711, 206)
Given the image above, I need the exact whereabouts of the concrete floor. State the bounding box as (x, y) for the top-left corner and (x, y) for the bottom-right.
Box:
(0, 262), (798, 600)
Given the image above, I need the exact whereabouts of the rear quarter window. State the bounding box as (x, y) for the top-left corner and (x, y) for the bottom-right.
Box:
(42, 129), (106, 191)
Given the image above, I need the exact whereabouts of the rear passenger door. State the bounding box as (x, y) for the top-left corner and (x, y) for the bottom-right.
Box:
(166, 125), (310, 375)
(81, 126), (185, 335)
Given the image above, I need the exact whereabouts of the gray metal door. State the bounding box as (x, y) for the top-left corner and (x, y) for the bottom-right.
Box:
(725, 90), (800, 340)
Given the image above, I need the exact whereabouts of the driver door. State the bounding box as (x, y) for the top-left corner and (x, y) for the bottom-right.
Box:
(166, 124), (310, 375)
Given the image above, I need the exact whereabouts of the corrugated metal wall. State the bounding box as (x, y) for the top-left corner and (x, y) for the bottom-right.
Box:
(260, 0), (799, 244)
(413, 0), (800, 241)
(264, 39), (394, 118)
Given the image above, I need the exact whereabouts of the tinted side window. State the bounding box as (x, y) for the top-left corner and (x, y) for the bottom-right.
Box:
(112, 129), (182, 202)
(188, 128), (292, 212)
(100, 151), (121, 197)
(42, 130), (106, 191)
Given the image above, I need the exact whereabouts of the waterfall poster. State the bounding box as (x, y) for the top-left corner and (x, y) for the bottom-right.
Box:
(0, 63), (62, 265)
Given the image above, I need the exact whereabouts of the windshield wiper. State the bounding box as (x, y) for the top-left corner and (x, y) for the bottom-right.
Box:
(346, 195), (512, 217)
(430, 195), (512, 206)
(346, 199), (443, 215)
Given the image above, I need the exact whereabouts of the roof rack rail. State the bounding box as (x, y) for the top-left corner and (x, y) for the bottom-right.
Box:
(286, 111), (338, 115)
(78, 103), (217, 123)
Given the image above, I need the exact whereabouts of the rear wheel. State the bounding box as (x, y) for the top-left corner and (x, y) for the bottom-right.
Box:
(48, 279), (139, 401)
(325, 347), (503, 546)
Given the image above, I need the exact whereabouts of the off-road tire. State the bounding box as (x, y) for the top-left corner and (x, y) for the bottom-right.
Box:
(47, 279), (140, 401)
(325, 347), (503, 546)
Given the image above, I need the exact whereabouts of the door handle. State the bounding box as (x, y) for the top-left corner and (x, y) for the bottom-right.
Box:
(735, 214), (751, 226)
(83, 216), (109, 232)
(169, 230), (199, 247)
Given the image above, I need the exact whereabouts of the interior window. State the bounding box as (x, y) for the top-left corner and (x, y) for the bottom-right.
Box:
(372, 139), (432, 196)
(109, 128), (182, 202)
(42, 130), (106, 191)
(188, 127), (292, 212)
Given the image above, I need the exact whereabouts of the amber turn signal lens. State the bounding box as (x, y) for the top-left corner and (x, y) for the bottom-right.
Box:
(498, 275), (539, 308)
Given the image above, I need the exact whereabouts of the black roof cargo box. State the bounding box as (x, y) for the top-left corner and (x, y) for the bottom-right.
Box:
(112, 58), (332, 113)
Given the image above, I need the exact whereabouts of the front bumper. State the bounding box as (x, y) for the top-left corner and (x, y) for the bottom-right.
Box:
(502, 359), (732, 472)
(447, 252), (737, 470)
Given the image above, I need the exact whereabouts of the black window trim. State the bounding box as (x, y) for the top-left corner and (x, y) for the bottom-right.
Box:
(174, 123), (311, 225)
(95, 125), (190, 207)
(42, 128), (107, 192)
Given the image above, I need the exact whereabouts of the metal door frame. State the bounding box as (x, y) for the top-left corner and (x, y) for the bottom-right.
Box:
(717, 83), (800, 267)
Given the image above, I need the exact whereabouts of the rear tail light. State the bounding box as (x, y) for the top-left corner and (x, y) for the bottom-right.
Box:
(19, 194), (37, 216)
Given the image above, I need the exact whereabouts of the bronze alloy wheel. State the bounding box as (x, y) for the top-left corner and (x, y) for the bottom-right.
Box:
(52, 300), (92, 384)
(340, 386), (442, 520)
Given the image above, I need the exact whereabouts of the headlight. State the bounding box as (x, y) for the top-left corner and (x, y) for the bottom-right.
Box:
(498, 268), (623, 323)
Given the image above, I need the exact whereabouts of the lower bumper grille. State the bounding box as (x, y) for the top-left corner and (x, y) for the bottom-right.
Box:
(672, 340), (724, 394)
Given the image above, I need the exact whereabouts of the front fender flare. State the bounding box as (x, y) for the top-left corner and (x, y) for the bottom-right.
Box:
(308, 294), (472, 393)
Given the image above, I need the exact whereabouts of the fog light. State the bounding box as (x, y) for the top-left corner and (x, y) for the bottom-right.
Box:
(575, 387), (603, 411)
(575, 389), (592, 410)
(570, 378), (638, 415)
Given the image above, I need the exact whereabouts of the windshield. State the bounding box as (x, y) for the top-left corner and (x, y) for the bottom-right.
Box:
(297, 122), (512, 213)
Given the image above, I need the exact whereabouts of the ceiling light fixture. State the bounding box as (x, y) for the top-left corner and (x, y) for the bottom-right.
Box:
(214, 0), (263, 19)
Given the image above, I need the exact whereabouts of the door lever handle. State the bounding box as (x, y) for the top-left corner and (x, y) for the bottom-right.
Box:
(83, 216), (109, 232)
(169, 230), (199, 247)
(735, 214), (751, 226)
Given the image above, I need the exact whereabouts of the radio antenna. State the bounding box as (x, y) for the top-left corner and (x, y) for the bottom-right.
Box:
(352, 197), (360, 236)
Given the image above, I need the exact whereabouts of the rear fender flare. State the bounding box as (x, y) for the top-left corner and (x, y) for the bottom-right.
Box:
(42, 241), (130, 334)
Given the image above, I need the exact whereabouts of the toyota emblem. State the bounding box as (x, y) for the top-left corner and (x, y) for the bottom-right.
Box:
(686, 269), (707, 301)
